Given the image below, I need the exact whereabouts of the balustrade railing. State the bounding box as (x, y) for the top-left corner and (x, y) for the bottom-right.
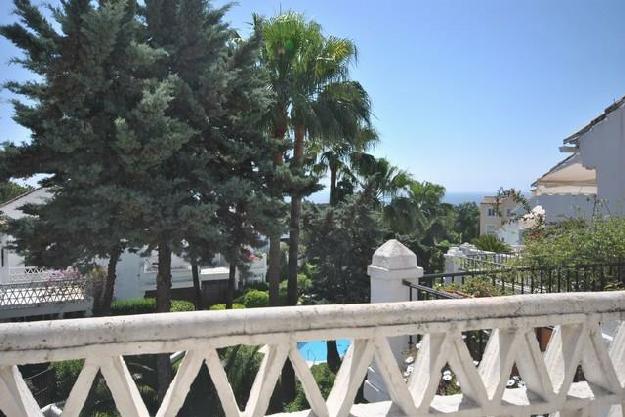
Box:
(0, 268), (88, 308)
(1, 292), (625, 417)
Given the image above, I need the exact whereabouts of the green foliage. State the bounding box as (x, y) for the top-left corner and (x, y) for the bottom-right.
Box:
(180, 345), (269, 417)
(110, 298), (194, 316)
(237, 289), (270, 308)
(303, 193), (382, 304)
(522, 217), (625, 266)
(454, 202), (480, 243)
(245, 281), (269, 291)
(443, 278), (508, 298)
(285, 363), (335, 412)
(472, 234), (512, 254)
(209, 303), (245, 310)
(279, 273), (312, 303)
(0, 181), (32, 204)
(50, 359), (84, 401)
(385, 181), (463, 272)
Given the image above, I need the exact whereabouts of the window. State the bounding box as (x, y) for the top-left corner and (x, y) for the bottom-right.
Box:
(486, 225), (497, 235)
(487, 208), (497, 217)
(506, 208), (513, 217)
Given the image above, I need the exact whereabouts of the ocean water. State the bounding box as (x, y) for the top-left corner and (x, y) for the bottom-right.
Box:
(307, 190), (488, 206)
(442, 192), (487, 205)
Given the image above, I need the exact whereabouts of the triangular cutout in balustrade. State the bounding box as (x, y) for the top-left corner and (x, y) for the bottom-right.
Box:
(370, 337), (418, 417)
(477, 327), (554, 407)
(608, 321), (625, 388)
(203, 344), (287, 417)
(567, 322), (621, 401)
(544, 322), (621, 404)
(289, 343), (331, 417)
(53, 357), (151, 417)
(407, 331), (488, 414)
(0, 364), (45, 417)
(326, 338), (376, 417)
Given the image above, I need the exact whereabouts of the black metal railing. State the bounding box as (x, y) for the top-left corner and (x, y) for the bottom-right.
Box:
(414, 262), (625, 298)
(403, 280), (462, 301)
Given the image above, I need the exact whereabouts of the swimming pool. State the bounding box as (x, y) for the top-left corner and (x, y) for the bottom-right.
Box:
(297, 339), (351, 363)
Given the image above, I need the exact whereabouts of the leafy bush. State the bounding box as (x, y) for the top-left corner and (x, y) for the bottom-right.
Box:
(285, 363), (336, 412)
(522, 217), (625, 266)
(236, 289), (269, 308)
(278, 273), (312, 304)
(472, 234), (511, 254)
(244, 281), (269, 291)
(51, 360), (84, 400)
(443, 278), (507, 298)
(110, 298), (195, 315)
(209, 303), (245, 310)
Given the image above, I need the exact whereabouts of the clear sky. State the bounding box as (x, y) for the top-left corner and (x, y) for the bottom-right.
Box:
(1, 1), (625, 194)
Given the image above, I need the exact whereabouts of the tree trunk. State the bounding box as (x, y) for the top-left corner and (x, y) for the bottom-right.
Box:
(326, 340), (341, 373)
(156, 241), (172, 403)
(226, 262), (236, 309)
(98, 245), (122, 316)
(268, 108), (287, 306)
(329, 163), (337, 206)
(191, 261), (202, 310)
(268, 234), (281, 306)
(282, 124), (305, 403)
(287, 197), (301, 305)
(287, 123), (305, 306)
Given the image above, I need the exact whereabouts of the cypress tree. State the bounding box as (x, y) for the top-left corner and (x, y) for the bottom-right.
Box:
(0, 0), (159, 315)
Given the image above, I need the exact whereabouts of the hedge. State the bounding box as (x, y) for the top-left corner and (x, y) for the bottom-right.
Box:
(209, 303), (245, 310)
(110, 298), (195, 315)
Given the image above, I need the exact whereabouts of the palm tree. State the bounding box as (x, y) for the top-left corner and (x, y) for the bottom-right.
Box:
(257, 13), (359, 307)
(352, 156), (414, 206)
(315, 126), (378, 206)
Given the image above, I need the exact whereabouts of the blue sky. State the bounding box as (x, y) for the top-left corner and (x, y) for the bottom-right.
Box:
(1, 1), (625, 195)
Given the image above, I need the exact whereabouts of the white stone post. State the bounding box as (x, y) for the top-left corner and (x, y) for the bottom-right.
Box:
(364, 239), (423, 402)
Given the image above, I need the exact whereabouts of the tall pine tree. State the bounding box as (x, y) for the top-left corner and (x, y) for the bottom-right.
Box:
(0, 0), (161, 315)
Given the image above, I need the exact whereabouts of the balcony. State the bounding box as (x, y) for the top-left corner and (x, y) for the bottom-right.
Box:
(0, 291), (624, 417)
(0, 267), (90, 320)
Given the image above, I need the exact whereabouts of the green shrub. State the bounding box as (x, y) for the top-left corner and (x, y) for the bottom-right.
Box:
(110, 298), (194, 315)
(51, 360), (83, 400)
(443, 278), (507, 298)
(170, 300), (195, 312)
(472, 234), (511, 253)
(237, 289), (269, 308)
(209, 303), (245, 310)
(286, 363), (335, 412)
(245, 281), (269, 291)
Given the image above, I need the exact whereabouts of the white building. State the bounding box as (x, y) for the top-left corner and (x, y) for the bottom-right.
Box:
(490, 97), (625, 245)
(0, 188), (267, 318)
(560, 95), (625, 215)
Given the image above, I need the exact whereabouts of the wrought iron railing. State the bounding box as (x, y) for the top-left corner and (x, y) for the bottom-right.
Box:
(411, 262), (625, 300)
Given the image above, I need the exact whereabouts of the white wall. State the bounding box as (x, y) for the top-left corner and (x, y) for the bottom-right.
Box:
(578, 105), (625, 215)
(528, 194), (596, 223)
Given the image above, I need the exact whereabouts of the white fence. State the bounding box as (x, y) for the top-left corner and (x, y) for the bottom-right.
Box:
(0, 292), (624, 416)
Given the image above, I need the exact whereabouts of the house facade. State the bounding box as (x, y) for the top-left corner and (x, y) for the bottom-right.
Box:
(560, 96), (625, 215)
(478, 195), (517, 236)
(0, 188), (267, 318)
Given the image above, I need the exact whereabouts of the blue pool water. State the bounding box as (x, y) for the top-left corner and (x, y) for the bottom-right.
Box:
(297, 339), (351, 363)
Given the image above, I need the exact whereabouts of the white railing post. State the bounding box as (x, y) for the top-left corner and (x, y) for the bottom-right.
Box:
(365, 239), (423, 402)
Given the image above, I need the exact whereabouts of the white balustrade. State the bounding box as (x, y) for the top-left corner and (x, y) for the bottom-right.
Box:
(0, 292), (625, 416)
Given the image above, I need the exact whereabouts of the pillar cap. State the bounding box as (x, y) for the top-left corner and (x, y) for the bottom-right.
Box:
(371, 239), (417, 270)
